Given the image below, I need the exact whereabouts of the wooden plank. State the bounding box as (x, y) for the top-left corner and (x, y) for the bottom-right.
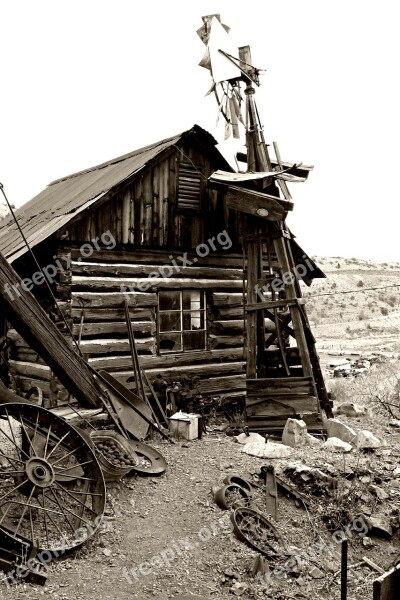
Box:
(71, 321), (155, 338)
(246, 239), (259, 378)
(225, 185), (291, 220)
(9, 360), (51, 381)
(373, 563), (400, 600)
(61, 247), (247, 268)
(69, 261), (243, 280)
(212, 319), (276, 334)
(212, 292), (246, 307)
(199, 374), (246, 394)
(247, 377), (315, 395)
(247, 298), (304, 311)
(246, 396), (317, 416)
(209, 334), (244, 349)
(71, 292), (157, 308)
(70, 307), (155, 322)
(78, 337), (155, 355)
(88, 347), (244, 371)
(69, 277), (244, 291)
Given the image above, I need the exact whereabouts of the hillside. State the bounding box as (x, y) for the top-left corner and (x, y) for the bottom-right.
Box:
(303, 256), (400, 362)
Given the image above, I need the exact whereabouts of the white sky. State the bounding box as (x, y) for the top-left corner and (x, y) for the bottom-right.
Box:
(0, 0), (399, 261)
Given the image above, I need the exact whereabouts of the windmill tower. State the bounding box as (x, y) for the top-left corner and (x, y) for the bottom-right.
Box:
(198, 15), (333, 433)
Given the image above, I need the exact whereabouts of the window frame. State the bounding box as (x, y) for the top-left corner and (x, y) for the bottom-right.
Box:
(157, 290), (207, 354)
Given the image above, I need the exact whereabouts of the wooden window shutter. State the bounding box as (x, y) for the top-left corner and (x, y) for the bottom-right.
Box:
(177, 163), (202, 210)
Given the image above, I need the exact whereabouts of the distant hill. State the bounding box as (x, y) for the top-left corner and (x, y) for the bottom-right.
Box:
(303, 257), (400, 356)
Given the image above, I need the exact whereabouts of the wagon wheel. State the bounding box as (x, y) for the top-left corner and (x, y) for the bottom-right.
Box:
(0, 403), (106, 554)
(230, 507), (286, 557)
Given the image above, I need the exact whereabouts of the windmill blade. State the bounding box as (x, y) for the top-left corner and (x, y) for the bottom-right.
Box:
(199, 16), (241, 84)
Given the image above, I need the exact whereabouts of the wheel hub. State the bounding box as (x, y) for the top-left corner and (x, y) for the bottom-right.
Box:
(25, 457), (55, 488)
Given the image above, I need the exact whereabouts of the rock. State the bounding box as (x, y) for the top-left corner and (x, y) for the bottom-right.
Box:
(362, 536), (374, 549)
(326, 418), (357, 445)
(306, 433), (322, 446)
(355, 430), (381, 450)
(102, 548), (112, 557)
(282, 418), (308, 448)
(336, 402), (369, 417)
(321, 437), (352, 453)
(233, 432), (265, 445)
(309, 566), (324, 579)
(242, 441), (293, 459)
(366, 514), (393, 537)
(229, 582), (249, 596)
(369, 485), (389, 501)
(393, 467), (400, 477)
(389, 419), (400, 428)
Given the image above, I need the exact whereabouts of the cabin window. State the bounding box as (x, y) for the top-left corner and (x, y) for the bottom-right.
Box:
(177, 163), (203, 211)
(158, 290), (206, 353)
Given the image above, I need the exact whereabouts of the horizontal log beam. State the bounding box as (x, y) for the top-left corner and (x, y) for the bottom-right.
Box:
(70, 307), (156, 322)
(88, 347), (244, 371)
(69, 260), (243, 281)
(72, 321), (155, 338)
(69, 277), (244, 291)
(71, 292), (157, 308)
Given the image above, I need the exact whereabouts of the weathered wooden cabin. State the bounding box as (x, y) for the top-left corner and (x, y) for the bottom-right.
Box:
(0, 124), (323, 414)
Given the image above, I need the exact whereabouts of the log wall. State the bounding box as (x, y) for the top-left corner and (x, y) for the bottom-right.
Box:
(7, 247), (259, 404)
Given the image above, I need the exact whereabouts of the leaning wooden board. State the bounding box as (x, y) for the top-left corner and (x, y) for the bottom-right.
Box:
(373, 563), (400, 600)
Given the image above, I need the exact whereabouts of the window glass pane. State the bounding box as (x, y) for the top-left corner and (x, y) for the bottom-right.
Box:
(160, 312), (181, 332)
(183, 311), (205, 331)
(182, 290), (203, 310)
(159, 291), (181, 311)
(159, 333), (182, 352)
(183, 331), (206, 351)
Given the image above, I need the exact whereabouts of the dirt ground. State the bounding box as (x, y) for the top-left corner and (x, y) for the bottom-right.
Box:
(2, 385), (400, 600)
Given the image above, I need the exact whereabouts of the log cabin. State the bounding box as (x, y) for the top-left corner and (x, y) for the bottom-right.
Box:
(0, 124), (324, 416)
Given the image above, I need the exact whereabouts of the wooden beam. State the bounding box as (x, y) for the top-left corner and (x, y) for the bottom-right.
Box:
(0, 250), (105, 408)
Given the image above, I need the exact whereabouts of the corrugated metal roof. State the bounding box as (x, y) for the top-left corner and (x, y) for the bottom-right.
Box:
(0, 125), (218, 263)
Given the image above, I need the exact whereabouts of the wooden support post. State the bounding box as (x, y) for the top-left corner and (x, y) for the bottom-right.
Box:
(273, 236), (314, 380)
(246, 237), (258, 378)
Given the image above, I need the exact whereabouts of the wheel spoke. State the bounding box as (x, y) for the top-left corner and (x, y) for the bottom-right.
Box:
(53, 480), (97, 515)
(14, 485), (36, 538)
(36, 494), (67, 540)
(51, 446), (80, 466)
(18, 411), (37, 456)
(0, 478), (29, 503)
(54, 459), (93, 473)
(48, 488), (77, 534)
(0, 423), (30, 461)
(4, 408), (24, 462)
(0, 449), (24, 467)
(46, 431), (70, 461)
(41, 490), (50, 548)
(44, 489), (93, 527)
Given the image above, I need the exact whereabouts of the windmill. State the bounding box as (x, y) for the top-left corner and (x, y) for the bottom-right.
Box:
(198, 14), (333, 433)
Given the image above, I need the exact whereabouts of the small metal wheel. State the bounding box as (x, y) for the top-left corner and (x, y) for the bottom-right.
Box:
(230, 506), (285, 557)
(127, 440), (167, 476)
(0, 403), (106, 553)
(223, 474), (254, 493)
(214, 484), (251, 509)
